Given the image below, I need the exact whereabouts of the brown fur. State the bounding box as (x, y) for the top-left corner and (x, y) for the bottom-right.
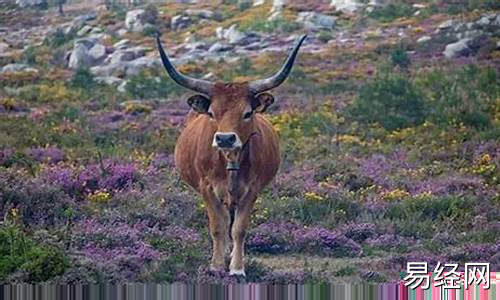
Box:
(174, 82), (280, 273)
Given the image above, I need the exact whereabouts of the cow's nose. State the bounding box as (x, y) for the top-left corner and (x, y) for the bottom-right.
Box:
(214, 132), (237, 148)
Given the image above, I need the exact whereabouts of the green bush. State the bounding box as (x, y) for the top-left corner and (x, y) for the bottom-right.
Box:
(22, 46), (37, 65)
(70, 68), (97, 90)
(368, 3), (415, 23)
(0, 226), (68, 282)
(390, 45), (410, 69)
(43, 28), (74, 49)
(125, 71), (183, 99)
(349, 71), (426, 131)
(417, 65), (498, 130)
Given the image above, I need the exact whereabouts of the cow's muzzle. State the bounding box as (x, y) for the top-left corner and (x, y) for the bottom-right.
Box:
(212, 132), (242, 150)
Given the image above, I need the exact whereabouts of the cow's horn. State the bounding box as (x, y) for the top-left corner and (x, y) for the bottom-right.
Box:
(249, 35), (307, 94)
(156, 35), (214, 96)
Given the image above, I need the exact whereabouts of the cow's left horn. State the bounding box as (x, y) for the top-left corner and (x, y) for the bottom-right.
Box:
(249, 35), (307, 94)
(156, 35), (214, 96)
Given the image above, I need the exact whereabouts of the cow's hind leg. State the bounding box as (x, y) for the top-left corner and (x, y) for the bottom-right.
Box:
(229, 193), (256, 276)
(204, 191), (230, 271)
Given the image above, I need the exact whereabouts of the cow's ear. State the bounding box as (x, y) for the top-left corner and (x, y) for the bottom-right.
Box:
(187, 94), (210, 113)
(252, 93), (275, 113)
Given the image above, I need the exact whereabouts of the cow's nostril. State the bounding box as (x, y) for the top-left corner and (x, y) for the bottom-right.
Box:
(228, 135), (236, 143)
(216, 135), (222, 142)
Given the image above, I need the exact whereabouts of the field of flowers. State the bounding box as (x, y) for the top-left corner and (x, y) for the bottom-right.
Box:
(0, 0), (499, 284)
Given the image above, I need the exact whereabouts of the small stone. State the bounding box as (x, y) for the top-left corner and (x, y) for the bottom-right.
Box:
(77, 25), (93, 37)
(438, 20), (454, 30)
(417, 36), (431, 43)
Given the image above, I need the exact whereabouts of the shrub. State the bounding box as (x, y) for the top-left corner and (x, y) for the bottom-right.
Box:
(390, 45), (410, 68)
(349, 71), (426, 131)
(417, 65), (498, 130)
(22, 46), (37, 65)
(368, 3), (415, 23)
(0, 226), (68, 282)
(125, 71), (183, 99)
(43, 28), (74, 49)
(70, 68), (97, 90)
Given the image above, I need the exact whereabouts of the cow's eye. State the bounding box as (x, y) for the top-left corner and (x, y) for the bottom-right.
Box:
(243, 111), (253, 119)
(207, 112), (214, 118)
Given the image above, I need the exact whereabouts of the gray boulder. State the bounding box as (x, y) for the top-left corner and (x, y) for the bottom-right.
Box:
(171, 15), (192, 31)
(88, 44), (107, 62)
(68, 44), (91, 69)
(185, 9), (214, 19)
(95, 76), (123, 86)
(125, 57), (161, 76)
(297, 12), (336, 30)
(90, 64), (126, 77)
(125, 9), (156, 33)
(0, 63), (38, 74)
(331, 0), (364, 13)
(15, 0), (46, 8)
(443, 38), (472, 58)
(208, 42), (233, 52)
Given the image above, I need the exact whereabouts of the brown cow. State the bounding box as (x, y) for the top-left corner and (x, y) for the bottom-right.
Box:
(156, 34), (306, 276)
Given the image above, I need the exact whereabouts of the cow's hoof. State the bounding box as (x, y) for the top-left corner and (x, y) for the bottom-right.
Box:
(229, 269), (245, 277)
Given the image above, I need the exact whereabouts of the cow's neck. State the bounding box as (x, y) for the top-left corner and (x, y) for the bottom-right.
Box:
(226, 136), (252, 208)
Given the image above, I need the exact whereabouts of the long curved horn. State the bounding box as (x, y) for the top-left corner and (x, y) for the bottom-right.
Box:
(249, 35), (307, 94)
(156, 35), (214, 96)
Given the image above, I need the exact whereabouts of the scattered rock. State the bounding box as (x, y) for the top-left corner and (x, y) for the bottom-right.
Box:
(95, 76), (123, 86)
(117, 81), (128, 93)
(208, 42), (233, 52)
(218, 24), (260, 45)
(296, 12), (336, 30)
(68, 43), (91, 69)
(107, 50), (136, 64)
(113, 39), (130, 50)
(185, 9), (214, 19)
(438, 20), (454, 30)
(253, 0), (265, 6)
(443, 38), (472, 58)
(15, 0), (46, 8)
(0, 63), (38, 74)
(88, 44), (107, 62)
(0, 42), (9, 53)
(90, 63), (126, 77)
(77, 25), (93, 37)
(125, 9), (156, 33)
(476, 16), (491, 27)
(331, 0), (364, 13)
(125, 56), (160, 76)
(171, 15), (192, 31)
(417, 36), (431, 43)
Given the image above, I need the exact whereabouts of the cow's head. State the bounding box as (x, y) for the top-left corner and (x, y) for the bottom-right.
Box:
(157, 35), (306, 169)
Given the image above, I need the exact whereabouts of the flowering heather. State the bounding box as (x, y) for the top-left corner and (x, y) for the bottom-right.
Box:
(0, 148), (14, 166)
(341, 223), (377, 242)
(410, 174), (484, 196)
(72, 219), (203, 282)
(43, 159), (140, 195)
(365, 234), (416, 251)
(292, 226), (362, 257)
(27, 146), (65, 164)
(246, 222), (299, 254)
(247, 222), (361, 257)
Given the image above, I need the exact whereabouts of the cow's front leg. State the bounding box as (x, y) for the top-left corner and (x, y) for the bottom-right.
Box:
(204, 192), (230, 271)
(229, 193), (256, 276)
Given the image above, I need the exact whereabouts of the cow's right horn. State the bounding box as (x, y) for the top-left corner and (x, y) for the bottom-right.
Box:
(249, 35), (307, 94)
(156, 35), (214, 96)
